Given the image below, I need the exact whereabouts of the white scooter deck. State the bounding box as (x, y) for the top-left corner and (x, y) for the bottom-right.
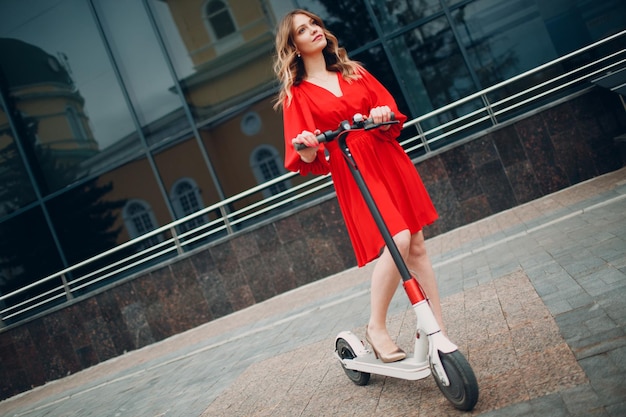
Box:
(336, 351), (432, 380)
(335, 330), (432, 380)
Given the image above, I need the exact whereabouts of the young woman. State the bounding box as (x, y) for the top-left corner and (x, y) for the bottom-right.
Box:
(273, 9), (442, 363)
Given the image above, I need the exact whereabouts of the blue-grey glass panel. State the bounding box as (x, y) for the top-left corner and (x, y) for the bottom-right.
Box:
(388, 15), (489, 150)
(45, 176), (133, 296)
(146, 0), (277, 128)
(353, 46), (410, 118)
(353, 45), (423, 155)
(0, 0), (139, 193)
(0, 207), (64, 324)
(368, 0), (442, 32)
(453, 0), (626, 124)
(452, 0), (626, 89)
(46, 177), (128, 266)
(451, 0), (556, 88)
(540, 0), (626, 54)
(146, 0), (198, 81)
(92, 0), (191, 149)
(295, 0), (377, 52)
(0, 103), (37, 215)
(394, 15), (477, 113)
(45, 157), (174, 292)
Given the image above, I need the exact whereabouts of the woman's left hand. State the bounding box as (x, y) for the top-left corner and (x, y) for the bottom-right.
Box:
(368, 105), (392, 131)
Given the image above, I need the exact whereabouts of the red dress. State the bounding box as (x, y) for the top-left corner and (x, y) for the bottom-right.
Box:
(282, 69), (438, 267)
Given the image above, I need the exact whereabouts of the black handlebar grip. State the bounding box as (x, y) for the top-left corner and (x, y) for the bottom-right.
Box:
(293, 130), (331, 151)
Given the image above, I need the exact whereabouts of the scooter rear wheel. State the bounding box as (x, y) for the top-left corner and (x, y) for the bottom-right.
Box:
(336, 338), (370, 386)
(433, 350), (479, 411)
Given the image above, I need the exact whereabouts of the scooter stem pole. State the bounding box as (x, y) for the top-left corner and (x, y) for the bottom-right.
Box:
(338, 136), (413, 283)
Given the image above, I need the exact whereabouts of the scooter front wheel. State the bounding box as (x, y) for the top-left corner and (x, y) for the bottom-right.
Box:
(433, 350), (479, 411)
(336, 338), (370, 386)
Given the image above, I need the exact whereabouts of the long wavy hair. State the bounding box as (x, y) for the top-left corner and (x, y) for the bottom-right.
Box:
(272, 9), (363, 110)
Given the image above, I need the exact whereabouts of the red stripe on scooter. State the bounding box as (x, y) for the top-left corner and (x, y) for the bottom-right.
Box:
(403, 277), (426, 305)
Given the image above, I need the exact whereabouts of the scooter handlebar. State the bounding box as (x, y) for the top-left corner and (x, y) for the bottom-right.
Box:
(292, 131), (334, 151)
(293, 113), (396, 151)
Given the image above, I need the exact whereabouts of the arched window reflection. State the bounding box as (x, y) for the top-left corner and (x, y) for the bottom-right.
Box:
(205, 0), (236, 40)
(203, 0), (242, 54)
(250, 145), (289, 198)
(171, 178), (207, 233)
(123, 199), (161, 249)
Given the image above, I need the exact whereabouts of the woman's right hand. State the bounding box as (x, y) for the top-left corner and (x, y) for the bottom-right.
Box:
(292, 129), (321, 163)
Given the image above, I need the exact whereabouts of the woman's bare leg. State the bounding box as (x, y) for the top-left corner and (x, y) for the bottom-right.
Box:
(406, 230), (445, 333)
(367, 230), (410, 353)
(367, 229), (445, 353)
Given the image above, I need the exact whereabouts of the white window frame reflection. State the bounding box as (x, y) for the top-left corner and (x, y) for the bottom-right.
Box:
(170, 178), (207, 233)
(250, 145), (289, 198)
(202, 0), (243, 54)
(123, 199), (162, 249)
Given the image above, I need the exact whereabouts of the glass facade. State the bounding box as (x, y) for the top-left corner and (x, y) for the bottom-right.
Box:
(1, 0), (625, 307)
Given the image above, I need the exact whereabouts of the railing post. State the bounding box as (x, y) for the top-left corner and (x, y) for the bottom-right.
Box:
(481, 93), (498, 126)
(220, 205), (234, 235)
(171, 225), (184, 255)
(61, 273), (74, 301)
(0, 296), (5, 328)
(415, 121), (431, 154)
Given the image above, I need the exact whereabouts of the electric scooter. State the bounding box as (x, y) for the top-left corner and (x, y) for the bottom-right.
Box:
(295, 114), (479, 411)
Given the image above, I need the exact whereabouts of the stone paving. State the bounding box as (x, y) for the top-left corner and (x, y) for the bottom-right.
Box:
(1, 167), (625, 417)
(201, 270), (588, 416)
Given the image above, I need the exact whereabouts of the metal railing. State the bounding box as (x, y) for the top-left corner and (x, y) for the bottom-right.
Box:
(1, 30), (624, 328)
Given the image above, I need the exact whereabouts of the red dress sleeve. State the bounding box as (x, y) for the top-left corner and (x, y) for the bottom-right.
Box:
(282, 89), (331, 176)
(358, 69), (407, 142)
